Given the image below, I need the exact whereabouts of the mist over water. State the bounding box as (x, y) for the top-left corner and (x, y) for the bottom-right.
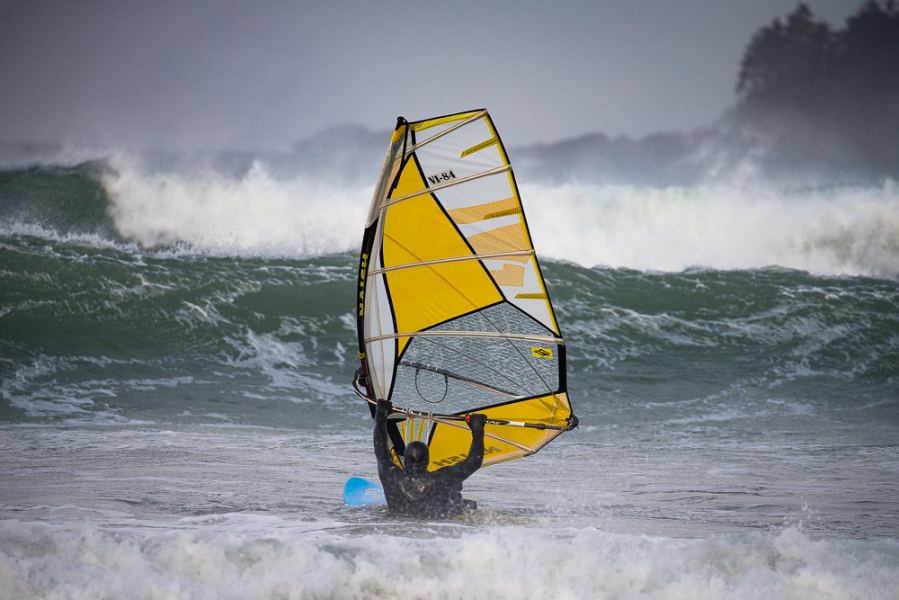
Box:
(2, 152), (899, 598)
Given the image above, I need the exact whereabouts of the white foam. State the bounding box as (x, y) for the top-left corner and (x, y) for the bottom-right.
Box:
(96, 155), (899, 278)
(1, 519), (897, 600)
(522, 181), (899, 279)
(0, 221), (139, 253)
(101, 156), (370, 257)
(0, 354), (163, 423)
(221, 329), (348, 402)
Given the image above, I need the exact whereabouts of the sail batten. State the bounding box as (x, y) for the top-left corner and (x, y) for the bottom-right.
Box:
(380, 165), (511, 209)
(365, 331), (564, 344)
(356, 109), (576, 469)
(367, 250), (535, 276)
(409, 110), (487, 151)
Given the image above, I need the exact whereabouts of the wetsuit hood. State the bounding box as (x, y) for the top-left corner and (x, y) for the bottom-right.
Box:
(403, 441), (429, 473)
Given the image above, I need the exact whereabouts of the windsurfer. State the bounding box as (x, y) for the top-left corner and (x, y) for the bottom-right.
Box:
(373, 398), (486, 518)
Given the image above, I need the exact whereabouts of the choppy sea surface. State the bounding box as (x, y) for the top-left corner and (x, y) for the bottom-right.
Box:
(1, 157), (898, 598)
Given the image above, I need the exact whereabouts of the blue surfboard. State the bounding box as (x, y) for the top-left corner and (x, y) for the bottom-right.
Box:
(343, 477), (387, 507)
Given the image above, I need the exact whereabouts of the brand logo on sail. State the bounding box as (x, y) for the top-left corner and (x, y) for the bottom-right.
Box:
(427, 170), (456, 186)
(531, 347), (553, 359)
(431, 445), (502, 467)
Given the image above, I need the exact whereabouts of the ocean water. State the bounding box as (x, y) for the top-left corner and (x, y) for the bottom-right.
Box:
(1, 157), (899, 599)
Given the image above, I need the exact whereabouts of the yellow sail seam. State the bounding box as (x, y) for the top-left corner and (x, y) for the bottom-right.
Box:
(410, 110), (486, 148)
(460, 137), (498, 158)
(411, 110), (483, 132)
(447, 197), (519, 224)
(483, 207), (521, 220)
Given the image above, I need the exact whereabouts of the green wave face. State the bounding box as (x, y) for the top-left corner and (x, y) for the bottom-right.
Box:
(0, 234), (359, 425)
(2, 232), (897, 429)
(0, 162), (120, 239)
(1, 163), (897, 429)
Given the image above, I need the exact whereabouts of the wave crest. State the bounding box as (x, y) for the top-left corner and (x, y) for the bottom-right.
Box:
(523, 181), (899, 279)
(3, 155), (897, 278)
(101, 157), (370, 256)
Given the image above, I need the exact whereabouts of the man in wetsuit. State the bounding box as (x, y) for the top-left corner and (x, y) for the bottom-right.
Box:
(373, 399), (486, 518)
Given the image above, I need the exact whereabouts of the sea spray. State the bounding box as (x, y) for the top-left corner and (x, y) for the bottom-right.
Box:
(2, 518), (898, 600)
(99, 158), (899, 278)
(522, 180), (899, 278)
(3, 157), (898, 278)
(101, 157), (371, 256)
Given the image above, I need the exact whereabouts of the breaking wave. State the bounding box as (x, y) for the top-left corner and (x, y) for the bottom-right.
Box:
(2, 518), (898, 600)
(1, 155), (897, 278)
(522, 181), (899, 279)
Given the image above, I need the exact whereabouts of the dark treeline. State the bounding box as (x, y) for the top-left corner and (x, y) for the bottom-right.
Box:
(517, 1), (899, 185)
(732, 0), (899, 178)
(3, 2), (896, 186)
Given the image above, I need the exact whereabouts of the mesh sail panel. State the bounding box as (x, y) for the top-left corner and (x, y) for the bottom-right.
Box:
(391, 303), (560, 414)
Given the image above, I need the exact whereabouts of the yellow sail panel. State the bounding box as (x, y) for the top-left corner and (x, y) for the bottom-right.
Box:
(384, 256), (502, 356)
(411, 110), (483, 133)
(425, 393), (572, 469)
(382, 155), (502, 356)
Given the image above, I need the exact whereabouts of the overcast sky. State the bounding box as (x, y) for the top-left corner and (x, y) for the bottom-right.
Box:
(1, 0), (863, 151)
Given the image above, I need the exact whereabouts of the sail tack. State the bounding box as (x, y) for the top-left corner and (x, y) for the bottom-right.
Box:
(356, 110), (576, 468)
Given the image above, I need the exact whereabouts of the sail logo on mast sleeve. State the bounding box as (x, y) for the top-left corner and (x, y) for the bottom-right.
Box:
(357, 252), (368, 317)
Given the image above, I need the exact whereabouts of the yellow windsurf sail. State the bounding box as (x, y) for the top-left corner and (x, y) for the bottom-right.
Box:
(354, 109), (577, 469)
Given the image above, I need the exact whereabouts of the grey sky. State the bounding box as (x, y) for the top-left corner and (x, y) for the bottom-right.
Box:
(1, 0), (862, 151)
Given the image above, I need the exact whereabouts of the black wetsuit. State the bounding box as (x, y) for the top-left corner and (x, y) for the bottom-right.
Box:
(374, 406), (484, 519)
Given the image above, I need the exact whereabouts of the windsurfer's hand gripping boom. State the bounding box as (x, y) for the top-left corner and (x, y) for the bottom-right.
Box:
(465, 413), (487, 432)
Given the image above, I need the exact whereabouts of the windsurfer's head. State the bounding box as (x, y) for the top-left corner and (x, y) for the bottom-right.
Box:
(403, 441), (429, 473)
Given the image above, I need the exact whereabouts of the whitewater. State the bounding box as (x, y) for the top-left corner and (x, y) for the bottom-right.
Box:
(1, 154), (898, 599)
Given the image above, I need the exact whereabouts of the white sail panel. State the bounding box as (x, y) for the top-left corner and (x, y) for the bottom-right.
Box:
(425, 171), (514, 212)
(414, 117), (504, 182)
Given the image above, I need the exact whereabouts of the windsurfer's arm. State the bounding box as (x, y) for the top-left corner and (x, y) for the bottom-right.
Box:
(373, 400), (399, 474)
(355, 367), (369, 395)
(446, 413), (486, 480)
